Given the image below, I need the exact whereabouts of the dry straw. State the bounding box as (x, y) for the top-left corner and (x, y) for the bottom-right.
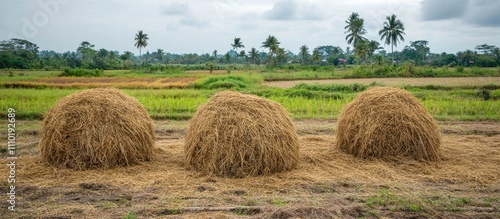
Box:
(184, 91), (300, 178)
(39, 87), (155, 170)
(336, 87), (442, 161)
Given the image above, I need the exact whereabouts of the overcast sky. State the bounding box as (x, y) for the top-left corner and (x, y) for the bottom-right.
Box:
(1, 0), (499, 55)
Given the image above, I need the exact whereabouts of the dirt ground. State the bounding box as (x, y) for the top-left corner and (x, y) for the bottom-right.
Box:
(262, 77), (500, 88)
(1, 120), (499, 218)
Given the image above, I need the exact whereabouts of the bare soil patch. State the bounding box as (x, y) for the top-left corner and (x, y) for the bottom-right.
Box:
(263, 77), (500, 88)
(1, 120), (499, 218)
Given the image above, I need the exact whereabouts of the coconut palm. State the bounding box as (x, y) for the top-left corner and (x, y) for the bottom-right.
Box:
(156, 48), (164, 62)
(379, 14), (405, 63)
(212, 50), (218, 62)
(275, 47), (287, 65)
(239, 50), (246, 61)
(261, 35), (280, 66)
(354, 39), (370, 62)
(312, 48), (321, 65)
(248, 48), (259, 65)
(231, 37), (244, 51)
(344, 12), (367, 48)
(367, 40), (382, 57)
(134, 30), (149, 59)
(299, 45), (310, 64)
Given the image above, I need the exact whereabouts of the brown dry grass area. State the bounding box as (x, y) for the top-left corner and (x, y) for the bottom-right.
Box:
(2, 77), (198, 89)
(263, 77), (500, 88)
(1, 120), (499, 218)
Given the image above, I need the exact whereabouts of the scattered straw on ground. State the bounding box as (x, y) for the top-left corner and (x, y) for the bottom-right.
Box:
(38, 87), (155, 170)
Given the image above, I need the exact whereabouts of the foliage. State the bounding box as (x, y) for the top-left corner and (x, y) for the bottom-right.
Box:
(379, 14), (405, 62)
(193, 75), (262, 90)
(60, 68), (103, 77)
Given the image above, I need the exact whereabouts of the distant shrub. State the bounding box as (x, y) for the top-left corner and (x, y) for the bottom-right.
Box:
(456, 66), (465, 73)
(194, 75), (262, 90)
(477, 89), (491, 100)
(61, 68), (103, 77)
(292, 83), (368, 93)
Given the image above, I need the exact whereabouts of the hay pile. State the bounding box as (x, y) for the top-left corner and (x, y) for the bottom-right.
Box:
(184, 91), (299, 178)
(336, 87), (441, 161)
(39, 88), (155, 170)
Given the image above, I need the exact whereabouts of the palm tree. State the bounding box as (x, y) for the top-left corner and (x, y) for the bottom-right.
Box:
(239, 50), (246, 61)
(354, 39), (370, 62)
(367, 40), (381, 57)
(261, 35), (280, 66)
(212, 50), (218, 62)
(134, 30), (149, 59)
(231, 37), (244, 51)
(493, 47), (500, 64)
(248, 48), (259, 65)
(299, 45), (310, 64)
(379, 14), (405, 63)
(312, 49), (320, 65)
(156, 48), (164, 62)
(275, 47), (287, 66)
(344, 12), (367, 48)
(224, 52), (231, 64)
(231, 37), (244, 63)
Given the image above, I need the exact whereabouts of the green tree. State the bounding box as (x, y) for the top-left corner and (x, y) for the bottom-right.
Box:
(493, 47), (500, 65)
(312, 48), (320, 65)
(239, 50), (246, 61)
(410, 40), (430, 65)
(275, 47), (287, 66)
(299, 45), (310, 64)
(248, 47), (259, 65)
(231, 37), (244, 62)
(475, 43), (496, 55)
(261, 35), (280, 66)
(379, 14), (405, 63)
(367, 40), (382, 58)
(134, 30), (149, 58)
(77, 41), (96, 68)
(354, 39), (369, 62)
(344, 12), (367, 48)
(224, 52), (231, 64)
(457, 50), (475, 66)
(212, 50), (218, 63)
(231, 37), (244, 52)
(156, 48), (164, 62)
(0, 38), (39, 68)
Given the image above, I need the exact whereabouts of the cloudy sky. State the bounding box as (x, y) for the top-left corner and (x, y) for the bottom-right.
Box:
(1, 0), (499, 55)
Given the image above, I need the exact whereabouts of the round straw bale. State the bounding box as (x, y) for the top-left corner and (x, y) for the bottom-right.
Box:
(185, 91), (300, 178)
(39, 88), (155, 170)
(336, 87), (441, 161)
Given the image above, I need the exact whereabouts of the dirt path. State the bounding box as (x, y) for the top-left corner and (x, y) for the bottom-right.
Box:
(263, 77), (500, 88)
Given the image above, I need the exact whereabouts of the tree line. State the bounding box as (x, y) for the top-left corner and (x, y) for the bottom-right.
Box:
(1, 13), (499, 70)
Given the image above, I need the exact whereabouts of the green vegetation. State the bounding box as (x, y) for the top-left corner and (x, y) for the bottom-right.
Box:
(269, 197), (288, 207)
(365, 188), (493, 215)
(1, 74), (499, 121)
(60, 68), (103, 77)
(123, 211), (136, 219)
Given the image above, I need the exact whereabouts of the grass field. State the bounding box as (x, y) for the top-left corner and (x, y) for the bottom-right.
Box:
(0, 69), (499, 218)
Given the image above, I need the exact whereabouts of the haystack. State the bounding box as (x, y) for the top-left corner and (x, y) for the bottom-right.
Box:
(39, 88), (155, 170)
(336, 87), (441, 161)
(184, 91), (299, 178)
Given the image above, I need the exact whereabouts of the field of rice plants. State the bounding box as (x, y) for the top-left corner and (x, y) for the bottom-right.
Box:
(1, 85), (499, 121)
